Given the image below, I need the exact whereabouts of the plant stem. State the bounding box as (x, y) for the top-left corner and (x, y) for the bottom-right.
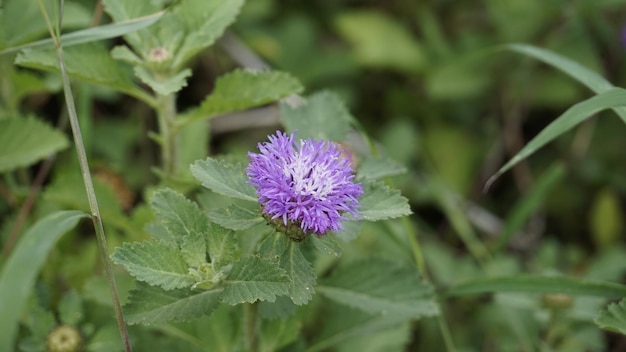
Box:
(39, 1), (132, 350)
(244, 303), (259, 352)
(156, 93), (178, 177)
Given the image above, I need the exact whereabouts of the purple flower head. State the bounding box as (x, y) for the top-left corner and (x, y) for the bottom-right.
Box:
(246, 131), (363, 241)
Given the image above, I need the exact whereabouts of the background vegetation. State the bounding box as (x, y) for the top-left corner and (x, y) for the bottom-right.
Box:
(1, 0), (626, 351)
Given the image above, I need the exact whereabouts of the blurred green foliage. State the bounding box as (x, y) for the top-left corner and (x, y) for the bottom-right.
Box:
(1, 0), (625, 350)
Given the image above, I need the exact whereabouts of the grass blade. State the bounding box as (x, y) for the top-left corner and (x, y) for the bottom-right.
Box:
(0, 211), (87, 351)
(0, 10), (164, 56)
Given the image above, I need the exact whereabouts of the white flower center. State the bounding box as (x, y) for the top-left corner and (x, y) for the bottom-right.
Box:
(284, 152), (335, 200)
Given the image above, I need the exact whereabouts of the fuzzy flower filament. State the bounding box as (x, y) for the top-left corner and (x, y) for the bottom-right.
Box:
(247, 131), (363, 241)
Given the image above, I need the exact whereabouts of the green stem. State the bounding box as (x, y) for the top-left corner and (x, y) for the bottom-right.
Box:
(156, 93), (178, 177)
(40, 1), (132, 351)
(244, 303), (259, 352)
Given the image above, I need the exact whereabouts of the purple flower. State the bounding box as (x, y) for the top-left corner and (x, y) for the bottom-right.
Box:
(246, 131), (363, 240)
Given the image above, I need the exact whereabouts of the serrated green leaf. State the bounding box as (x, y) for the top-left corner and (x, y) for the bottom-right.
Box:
(111, 239), (196, 290)
(0, 211), (87, 351)
(487, 88), (626, 187)
(281, 241), (316, 305)
(207, 204), (265, 231)
(124, 282), (223, 325)
(596, 299), (626, 335)
(357, 156), (407, 180)
(190, 158), (257, 202)
(333, 221), (362, 242)
(0, 10), (164, 56)
(206, 222), (238, 270)
(150, 188), (208, 266)
(445, 274), (626, 298)
(0, 116), (69, 172)
(110, 45), (143, 65)
(310, 234), (343, 256)
(170, 0), (245, 68)
(280, 91), (353, 141)
(222, 256), (290, 305)
(104, 0), (244, 69)
(135, 66), (191, 95)
(151, 188), (208, 237)
(507, 44), (626, 125)
(102, 0), (163, 51)
(188, 69), (303, 122)
(358, 181), (412, 221)
(15, 43), (147, 101)
(261, 234), (317, 305)
(318, 258), (437, 318)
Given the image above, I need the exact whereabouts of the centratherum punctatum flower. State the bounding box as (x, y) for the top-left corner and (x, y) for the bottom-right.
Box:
(246, 131), (363, 241)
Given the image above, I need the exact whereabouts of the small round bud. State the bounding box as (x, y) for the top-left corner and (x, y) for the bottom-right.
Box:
(147, 47), (171, 63)
(46, 325), (83, 352)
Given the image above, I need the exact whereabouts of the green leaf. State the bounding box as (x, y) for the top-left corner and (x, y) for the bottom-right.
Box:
(110, 45), (143, 65)
(58, 290), (83, 326)
(190, 158), (257, 202)
(357, 156), (407, 180)
(0, 10), (165, 56)
(487, 88), (626, 187)
(15, 43), (147, 101)
(506, 44), (626, 125)
(0, 1), (90, 49)
(205, 222), (238, 270)
(307, 303), (414, 352)
(102, 0), (163, 51)
(259, 311), (301, 352)
(258, 296), (297, 320)
(150, 188), (208, 266)
(8, 71), (52, 110)
(190, 305), (240, 352)
(104, 0), (244, 69)
(310, 234), (343, 257)
(124, 282), (223, 324)
(280, 91), (353, 141)
(596, 299), (626, 335)
(318, 258), (438, 318)
(358, 180), (412, 221)
(261, 234), (317, 305)
(169, 0), (245, 68)
(135, 66), (191, 95)
(0, 210), (87, 351)
(207, 204), (265, 231)
(222, 256), (290, 305)
(188, 69), (303, 122)
(175, 118), (209, 179)
(335, 11), (425, 73)
(445, 274), (626, 298)
(0, 116), (69, 172)
(111, 239), (196, 290)
(335, 321), (411, 352)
